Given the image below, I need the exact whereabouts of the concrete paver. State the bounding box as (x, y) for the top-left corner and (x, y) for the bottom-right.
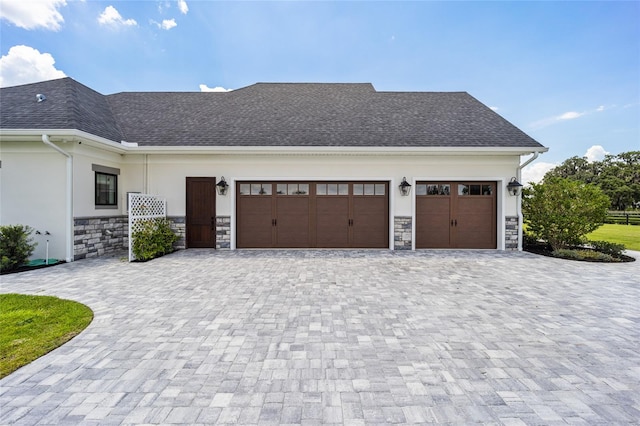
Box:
(1, 249), (638, 425)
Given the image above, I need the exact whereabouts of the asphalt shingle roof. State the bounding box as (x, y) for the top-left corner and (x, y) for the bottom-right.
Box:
(1, 77), (544, 149)
(0, 78), (123, 143)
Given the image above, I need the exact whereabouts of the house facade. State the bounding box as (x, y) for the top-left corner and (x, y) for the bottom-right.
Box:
(0, 78), (547, 262)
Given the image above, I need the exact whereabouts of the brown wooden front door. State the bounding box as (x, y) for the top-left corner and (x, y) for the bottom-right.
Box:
(186, 177), (216, 248)
(236, 181), (389, 249)
(416, 182), (496, 249)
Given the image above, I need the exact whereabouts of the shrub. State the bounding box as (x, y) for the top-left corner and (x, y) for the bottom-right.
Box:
(552, 249), (617, 262)
(589, 240), (625, 257)
(523, 177), (610, 251)
(523, 231), (539, 247)
(131, 218), (179, 261)
(0, 225), (37, 272)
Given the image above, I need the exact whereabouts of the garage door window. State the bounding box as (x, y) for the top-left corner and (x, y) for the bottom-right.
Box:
(353, 183), (385, 196)
(277, 183), (309, 195)
(316, 183), (348, 195)
(240, 183), (272, 195)
(458, 184), (493, 196)
(417, 184), (450, 196)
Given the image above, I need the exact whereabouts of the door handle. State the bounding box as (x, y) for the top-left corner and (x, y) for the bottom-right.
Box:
(451, 219), (454, 227)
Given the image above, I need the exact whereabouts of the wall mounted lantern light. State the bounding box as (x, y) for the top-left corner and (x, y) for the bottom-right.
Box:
(507, 177), (523, 196)
(399, 177), (412, 196)
(216, 176), (229, 196)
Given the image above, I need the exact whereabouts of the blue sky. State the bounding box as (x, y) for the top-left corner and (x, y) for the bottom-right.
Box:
(1, 0), (638, 182)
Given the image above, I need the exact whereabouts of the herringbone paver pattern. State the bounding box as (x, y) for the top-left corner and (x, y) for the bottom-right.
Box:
(1, 250), (638, 425)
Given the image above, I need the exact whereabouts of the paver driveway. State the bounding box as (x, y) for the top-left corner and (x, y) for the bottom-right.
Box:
(1, 249), (639, 425)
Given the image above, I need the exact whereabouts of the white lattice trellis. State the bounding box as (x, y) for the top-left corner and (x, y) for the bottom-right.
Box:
(128, 193), (167, 261)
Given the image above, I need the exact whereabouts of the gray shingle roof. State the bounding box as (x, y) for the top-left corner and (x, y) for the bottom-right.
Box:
(0, 78), (123, 142)
(1, 78), (544, 149)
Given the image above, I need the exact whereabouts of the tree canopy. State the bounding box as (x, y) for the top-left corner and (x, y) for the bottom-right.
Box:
(543, 151), (640, 210)
(523, 177), (610, 251)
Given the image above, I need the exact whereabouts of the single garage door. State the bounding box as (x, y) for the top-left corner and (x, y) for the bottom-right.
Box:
(416, 182), (496, 249)
(236, 181), (389, 248)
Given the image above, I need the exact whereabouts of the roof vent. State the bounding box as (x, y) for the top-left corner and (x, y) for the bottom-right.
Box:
(36, 94), (46, 103)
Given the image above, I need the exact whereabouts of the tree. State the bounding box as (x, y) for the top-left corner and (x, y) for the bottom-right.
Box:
(544, 155), (597, 184)
(544, 151), (640, 210)
(523, 177), (610, 251)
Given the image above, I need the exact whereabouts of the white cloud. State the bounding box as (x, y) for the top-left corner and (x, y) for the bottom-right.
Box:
(0, 0), (66, 31)
(557, 111), (584, 120)
(584, 145), (609, 162)
(178, 0), (189, 14)
(199, 84), (232, 92)
(98, 5), (137, 27)
(489, 106), (499, 111)
(157, 18), (177, 30)
(521, 161), (557, 185)
(596, 105), (605, 112)
(0, 45), (66, 88)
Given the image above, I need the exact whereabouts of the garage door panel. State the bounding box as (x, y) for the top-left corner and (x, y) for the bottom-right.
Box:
(237, 181), (389, 249)
(352, 197), (388, 248)
(316, 197), (350, 248)
(456, 197), (495, 248)
(416, 197), (451, 248)
(237, 197), (273, 248)
(276, 197), (310, 247)
(416, 182), (496, 249)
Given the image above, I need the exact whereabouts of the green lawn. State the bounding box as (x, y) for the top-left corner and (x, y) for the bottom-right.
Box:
(0, 294), (93, 378)
(588, 224), (640, 251)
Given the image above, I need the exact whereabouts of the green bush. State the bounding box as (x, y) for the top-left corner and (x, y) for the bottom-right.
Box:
(523, 177), (610, 251)
(131, 218), (179, 261)
(0, 225), (37, 272)
(552, 249), (617, 262)
(589, 240), (625, 257)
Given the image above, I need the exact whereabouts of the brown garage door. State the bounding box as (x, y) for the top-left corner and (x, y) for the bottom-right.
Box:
(416, 182), (496, 249)
(236, 181), (389, 249)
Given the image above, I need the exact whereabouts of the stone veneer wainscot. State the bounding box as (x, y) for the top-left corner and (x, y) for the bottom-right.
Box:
(505, 216), (519, 250)
(394, 216), (412, 250)
(74, 216), (127, 260)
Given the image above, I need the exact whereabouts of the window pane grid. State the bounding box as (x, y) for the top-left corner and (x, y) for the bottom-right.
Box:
(353, 183), (385, 196)
(95, 172), (117, 206)
(316, 183), (349, 196)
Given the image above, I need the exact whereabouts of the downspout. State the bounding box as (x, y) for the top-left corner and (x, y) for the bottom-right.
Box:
(515, 152), (540, 250)
(42, 134), (73, 262)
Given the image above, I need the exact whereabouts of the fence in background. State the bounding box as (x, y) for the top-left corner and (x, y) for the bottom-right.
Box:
(605, 211), (640, 226)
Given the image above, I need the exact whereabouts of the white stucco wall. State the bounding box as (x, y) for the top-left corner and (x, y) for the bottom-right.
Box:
(143, 153), (521, 218)
(1, 139), (526, 259)
(72, 143), (128, 217)
(0, 141), (68, 260)
(143, 152), (522, 250)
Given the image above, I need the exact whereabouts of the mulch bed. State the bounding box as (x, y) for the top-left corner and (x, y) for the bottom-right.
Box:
(0, 260), (66, 275)
(524, 243), (635, 263)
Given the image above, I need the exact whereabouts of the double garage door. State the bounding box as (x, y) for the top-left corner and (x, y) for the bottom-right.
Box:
(237, 181), (389, 248)
(416, 181), (497, 249)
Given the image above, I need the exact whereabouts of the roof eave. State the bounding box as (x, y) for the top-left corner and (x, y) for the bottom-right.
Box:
(0, 129), (128, 154)
(0, 129), (548, 156)
(124, 145), (549, 156)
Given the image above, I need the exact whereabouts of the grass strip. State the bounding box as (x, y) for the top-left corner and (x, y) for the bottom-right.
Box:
(588, 224), (640, 251)
(0, 294), (93, 378)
